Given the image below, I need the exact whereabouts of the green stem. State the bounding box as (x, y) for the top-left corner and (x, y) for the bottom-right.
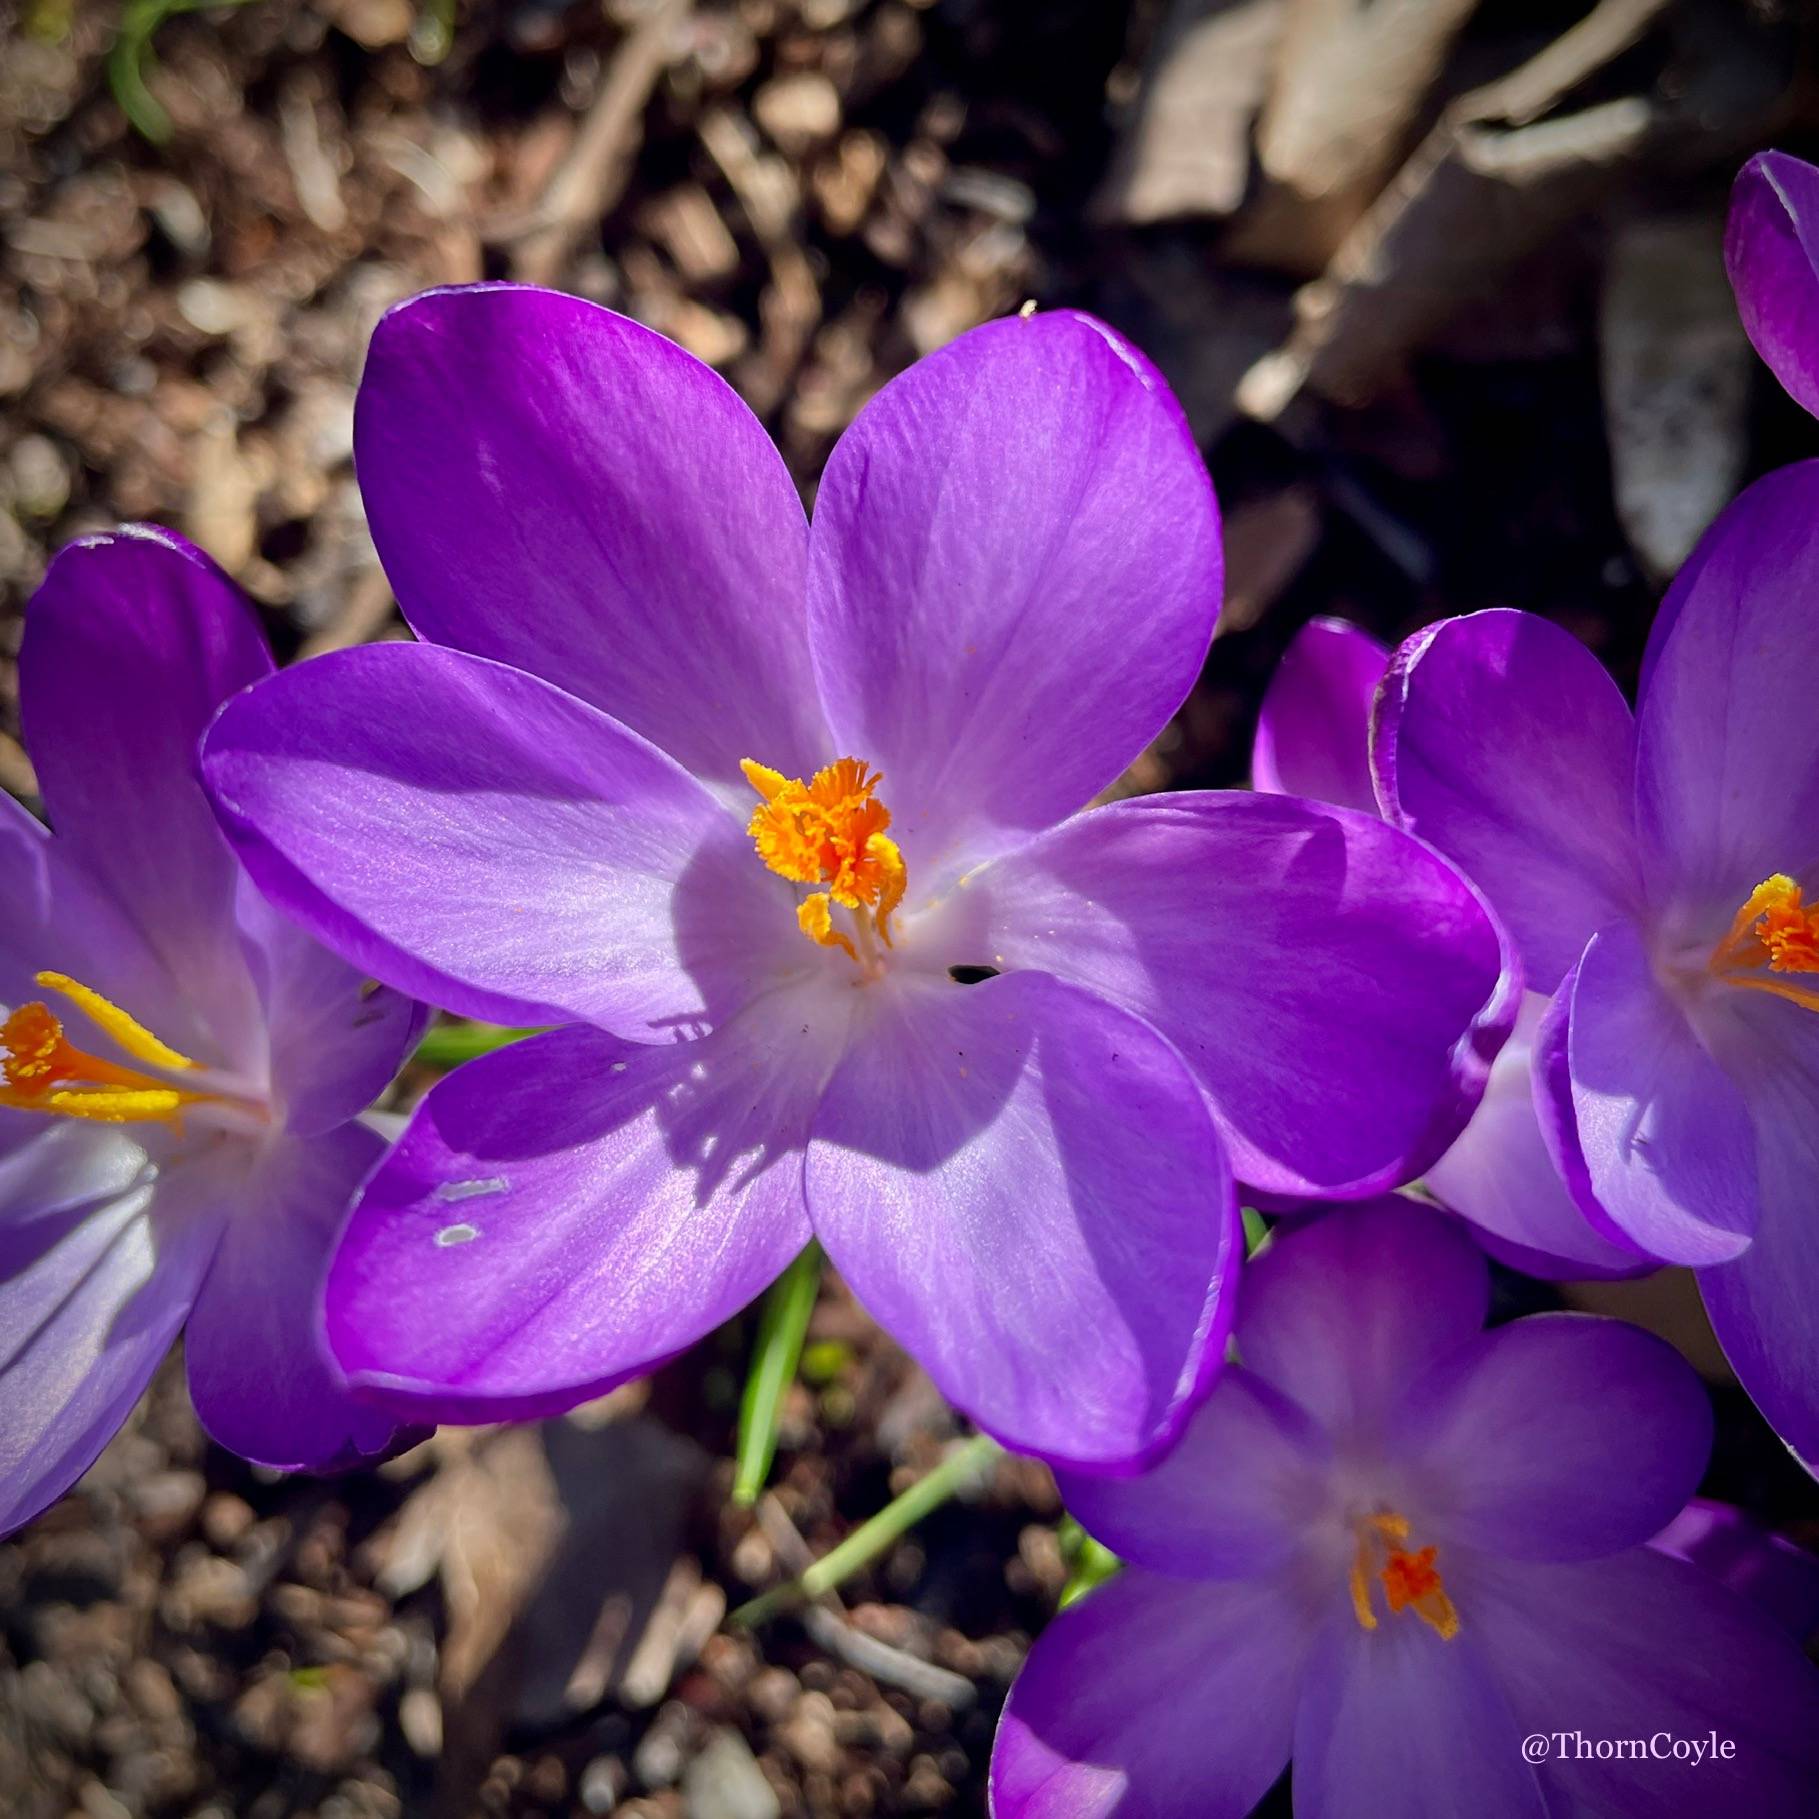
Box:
(411, 1020), (539, 1070)
(732, 1241), (824, 1508)
(731, 1433), (1002, 1627)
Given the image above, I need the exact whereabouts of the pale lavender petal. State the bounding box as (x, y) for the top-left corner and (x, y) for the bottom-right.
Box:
(1376, 609), (1641, 993)
(0, 790), (51, 1010)
(0, 1128), (224, 1537)
(1697, 1001), (1819, 1464)
(806, 971), (1237, 1471)
(1634, 462), (1819, 914)
(1567, 920), (1757, 1266)
(355, 284), (824, 785)
(992, 1568), (1309, 1819)
(1251, 616), (1387, 813)
(22, 528), (272, 1064)
(1424, 992), (1648, 1279)
(1291, 1614), (1544, 1819)
(806, 311), (1220, 877)
(1654, 1499), (1819, 1639)
(1394, 1313), (1710, 1562)
(326, 1003), (834, 1419)
(1726, 151), (1819, 419)
(185, 1122), (408, 1470)
(1057, 1368), (1331, 1579)
(1472, 1549), (1819, 1818)
(972, 792), (1515, 1199)
(1239, 1198), (1489, 1438)
(204, 643), (792, 1031)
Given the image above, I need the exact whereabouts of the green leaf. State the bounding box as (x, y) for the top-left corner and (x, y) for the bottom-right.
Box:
(411, 1019), (540, 1070)
(731, 1241), (823, 1508)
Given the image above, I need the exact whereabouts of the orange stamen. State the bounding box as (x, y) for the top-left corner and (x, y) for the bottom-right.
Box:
(1350, 1511), (1460, 1641)
(1709, 875), (1819, 1012)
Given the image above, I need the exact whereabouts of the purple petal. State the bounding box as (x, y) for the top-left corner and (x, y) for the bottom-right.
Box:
(1376, 608), (1641, 993)
(1239, 1198), (1489, 1438)
(0, 790), (52, 1010)
(1634, 462), (1819, 914)
(185, 1123), (409, 1470)
(805, 311), (1220, 876)
(1472, 1549), (1819, 1818)
(1698, 1006), (1819, 1463)
(326, 1009), (830, 1419)
(1424, 992), (1649, 1279)
(974, 792), (1515, 1198)
(1251, 616), (1387, 813)
(1394, 1313), (1711, 1562)
(0, 1128), (223, 1536)
(204, 643), (791, 1031)
(1291, 1614), (1544, 1819)
(1654, 1499), (1819, 1640)
(806, 971), (1237, 1472)
(992, 1567), (1309, 1819)
(1726, 151), (1819, 418)
(1566, 920), (1757, 1266)
(1057, 1368), (1331, 1579)
(22, 528), (273, 1064)
(354, 284), (824, 786)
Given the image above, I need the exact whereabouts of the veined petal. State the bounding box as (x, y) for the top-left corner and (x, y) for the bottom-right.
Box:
(1393, 1314), (1711, 1563)
(185, 1123), (413, 1470)
(22, 529), (273, 1064)
(1635, 462), (1819, 913)
(1251, 616), (1387, 813)
(1726, 151), (1819, 419)
(1376, 608), (1640, 994)
(972, 793), (1515, 1199)
(203, 643), (794, 1032)
(991, 1568), (1310, 1819)
(806, 971), (1238, 1472)
(354, 284), (824, 785)
(325, 1005), (836, 1419)
(806, 310), (1220, 877)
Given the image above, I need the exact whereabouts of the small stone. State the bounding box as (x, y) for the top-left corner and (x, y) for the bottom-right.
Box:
(681, 1729), (779, 1819)
(579, 1755), (627, 1814)
(752, 73), (842, 158)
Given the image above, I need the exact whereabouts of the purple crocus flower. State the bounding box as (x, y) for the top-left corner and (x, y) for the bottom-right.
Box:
(1253, 617), (1643, 1282)
(198, 285), (1512, 1470)
(993, 1199), (1819, 1818)
(1375, 461), (1819, 1465)
(1727, 149), (1819, 417)
(0, 530), (421, 1535)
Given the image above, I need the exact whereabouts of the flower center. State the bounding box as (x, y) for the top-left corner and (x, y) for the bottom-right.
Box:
(1707, 874), (1819, 1013)
(0, 971), (217, 1127)
(741, 757), (907, 969)
(1348, 1510), (1460, 1641)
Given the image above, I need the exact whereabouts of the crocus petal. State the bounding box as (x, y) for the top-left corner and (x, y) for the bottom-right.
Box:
(0, 790), (51, 1009)
(992, 1568), (1310, 1819)
(0, 1127), (223, 1537)
(1653, 1499), (1819, 1641)
(1251, 616), (1387, 813)
(806, 311), (1220, 876)
(236, 880), (423, 1138)
(1239, 1198), (1489, 1438)
(326, 1007), (834, 1419)
(973, 792), (1515, 1198)
(1697, 1007), (1819, 1464)
(1726, 151), (1819, 419)
(1394, 1313), (1711, 1562)
(1566, 921), (1757, 1266)
(185, 1123), (409, 1470)
(21, 528), (272, 1064)
(1634, 461), (1819, 912)
(1376, 608), (1640, 993)
(204, 643), (793, 1031)
(1291, 1614), (1544, 1819)
(806, 971), (1237, 1471)
(1057, 1368), (1331, 1579)
(1424, 992), (1648, 1280)
(354, 284), (824, 786)
(1471, 1548), (1819, 1819)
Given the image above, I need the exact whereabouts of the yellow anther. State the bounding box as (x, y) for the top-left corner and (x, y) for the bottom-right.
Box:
(1709, 875), (1819, 1012)
(34, 971), (198, 1071)
(743, 756), (909, 961)
(1350, 1510), (1460, 1642)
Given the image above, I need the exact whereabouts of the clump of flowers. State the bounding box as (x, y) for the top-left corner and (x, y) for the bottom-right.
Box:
(0, 530), (421, 1537)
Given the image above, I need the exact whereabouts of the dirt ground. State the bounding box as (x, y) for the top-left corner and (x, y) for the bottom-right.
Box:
(3, 2), (1819, 1814)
